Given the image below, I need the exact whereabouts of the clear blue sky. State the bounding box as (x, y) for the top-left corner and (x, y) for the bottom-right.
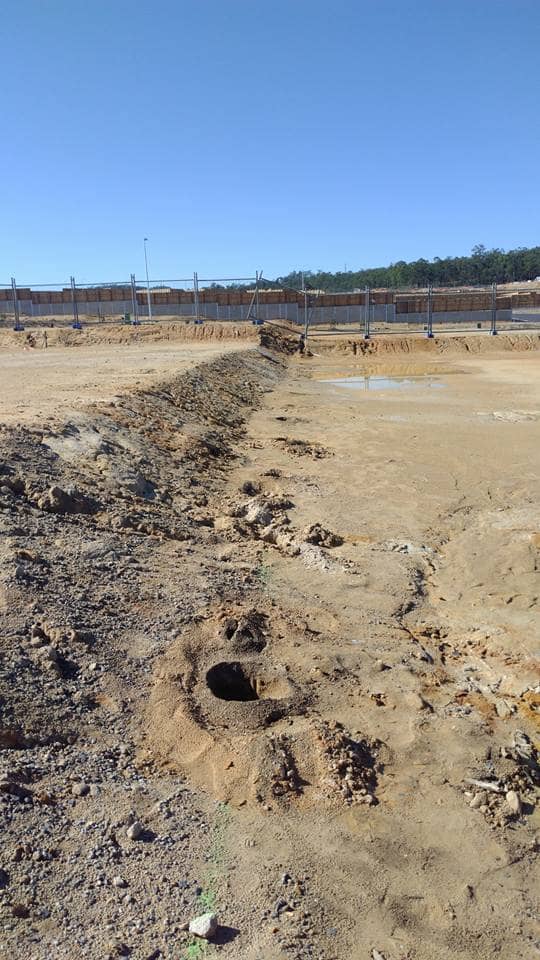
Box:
(1, 0), (538, 285)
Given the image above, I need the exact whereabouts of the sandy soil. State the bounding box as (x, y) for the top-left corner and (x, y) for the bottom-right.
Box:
(0, 322), (255, 424)
(1, 330), (539, 959)
(150, 341), (537, 960)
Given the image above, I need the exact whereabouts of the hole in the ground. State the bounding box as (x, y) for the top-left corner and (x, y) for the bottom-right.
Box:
(206, 662), (259, 701)
(223, 619), (238, 641)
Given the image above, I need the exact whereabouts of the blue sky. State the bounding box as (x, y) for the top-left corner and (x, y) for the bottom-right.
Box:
(1, 0), (538, 285)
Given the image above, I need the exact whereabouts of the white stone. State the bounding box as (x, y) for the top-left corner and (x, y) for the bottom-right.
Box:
(245, 500), (272, 526)
(188, 912), (218, 939)
(126, 821), (144, 840)
(505, 790), (522, 816)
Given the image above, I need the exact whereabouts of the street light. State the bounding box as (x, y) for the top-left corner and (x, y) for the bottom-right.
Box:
(143, 237), (153, 321)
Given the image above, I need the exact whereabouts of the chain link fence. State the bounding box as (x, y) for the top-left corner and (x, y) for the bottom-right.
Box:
(1, 274), (539, 337)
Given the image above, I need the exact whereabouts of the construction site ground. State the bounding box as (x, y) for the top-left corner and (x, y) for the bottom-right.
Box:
(0, 325), (539, 960)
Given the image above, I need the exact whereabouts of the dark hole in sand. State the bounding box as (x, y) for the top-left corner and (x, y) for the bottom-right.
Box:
(224, 619), (238, 641)
(206, 662), (259, 701)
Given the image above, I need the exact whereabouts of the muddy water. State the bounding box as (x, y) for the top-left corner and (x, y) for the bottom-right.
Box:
(319, 374), (446, 391)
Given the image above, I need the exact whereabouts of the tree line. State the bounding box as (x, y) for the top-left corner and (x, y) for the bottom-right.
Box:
(274, 245), (540, 292)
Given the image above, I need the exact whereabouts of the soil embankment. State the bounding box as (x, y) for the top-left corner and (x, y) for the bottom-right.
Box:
(1, 330), (539, 959)
(0, 320), (257, 350)
(307, 329), (540, 356)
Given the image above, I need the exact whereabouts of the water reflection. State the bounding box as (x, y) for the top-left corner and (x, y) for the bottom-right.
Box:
(320, 375), (445, 391)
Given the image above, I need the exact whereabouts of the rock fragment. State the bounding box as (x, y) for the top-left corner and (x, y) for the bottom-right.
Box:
(505, 790), (522, 816)
(71, 782), (89, 797)
(36, 484), (97, 515)
(126, 821), (144, 840)
(188, 912), (218, 939)
(495, 698), (514, 719)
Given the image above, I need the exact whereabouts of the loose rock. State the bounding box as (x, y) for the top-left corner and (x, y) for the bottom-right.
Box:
(126, 821), (144, 840)
(188, 911), (218, 939)
(71, 782), (89, 797)
(505, 790), (522, 816)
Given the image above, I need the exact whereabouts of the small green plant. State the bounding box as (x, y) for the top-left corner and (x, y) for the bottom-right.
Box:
(182, 804), (231, 959)
(255, 563), (271, 586)
(185, 938), (207, 959)
(197, 887), (217, 911)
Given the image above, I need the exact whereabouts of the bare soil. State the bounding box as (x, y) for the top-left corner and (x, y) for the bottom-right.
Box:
(0, 322), (255, 424)
(1, 328), (538, 959)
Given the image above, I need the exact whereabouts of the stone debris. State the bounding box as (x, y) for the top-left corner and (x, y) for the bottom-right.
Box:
(273, 436), (331, 459)
(469, 791), (487, 809)
(315, 720), (380, 805)
(36, 484), (98, 515)
(495, 698), (514, 719)
(71, 782), (89, 797)
(463, 731), (538, 826)
(242, 499), (272, 526)
(269, 733), (301, 799)
(302, 523), (344, 548)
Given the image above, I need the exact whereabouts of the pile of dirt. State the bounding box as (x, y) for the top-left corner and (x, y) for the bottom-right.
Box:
(145, 601), (384, 810)
(260, 321), (303, 355)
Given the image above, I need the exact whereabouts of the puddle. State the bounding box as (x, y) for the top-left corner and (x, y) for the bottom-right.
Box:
(319, 375), (446, 391)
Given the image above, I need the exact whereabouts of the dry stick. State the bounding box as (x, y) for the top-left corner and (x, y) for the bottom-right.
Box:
(464, 778), (503, 793)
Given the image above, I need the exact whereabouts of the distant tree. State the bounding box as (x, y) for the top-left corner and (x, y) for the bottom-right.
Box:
(275, 246), (540, 291)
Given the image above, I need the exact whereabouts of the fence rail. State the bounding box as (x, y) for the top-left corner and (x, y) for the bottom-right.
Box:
(1, 273), (540, 337)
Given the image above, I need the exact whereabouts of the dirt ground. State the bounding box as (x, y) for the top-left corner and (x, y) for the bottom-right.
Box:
(0, 322), (255, 424)
(0, 329), (539, 959)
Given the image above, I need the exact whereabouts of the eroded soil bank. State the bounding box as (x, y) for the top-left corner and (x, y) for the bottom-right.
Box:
(1, 333), (539, 959)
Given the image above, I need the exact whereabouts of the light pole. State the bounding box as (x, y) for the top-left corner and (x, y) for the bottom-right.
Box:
(143, 237), (153, 321)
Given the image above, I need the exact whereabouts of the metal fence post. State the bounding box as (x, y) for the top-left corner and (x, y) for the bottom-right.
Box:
(426, 284), (433, 337)
(193, 271), (200, 323)
(11, 277), (23, 330)
(303, 290), (310, 340)
(256, 269), (260, 320)
(364, 286), (370, 339)
(490, 282), (498, 335)
(130, 273), (140, 325)
(71, 276), (82, 328)
(246, 270), (261, 322)
(143, 238), (153, 321)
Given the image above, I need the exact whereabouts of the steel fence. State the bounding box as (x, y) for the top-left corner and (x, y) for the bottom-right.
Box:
(0, 272), (539, 338)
